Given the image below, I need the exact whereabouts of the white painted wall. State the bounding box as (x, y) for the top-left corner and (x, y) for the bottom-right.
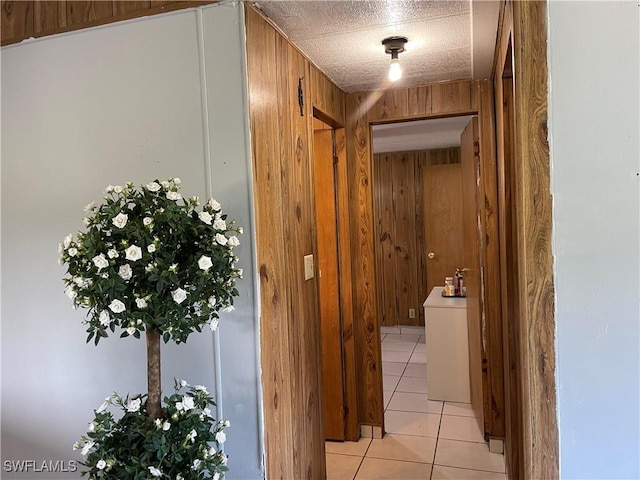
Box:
(1, 3), (262, 479)
(548, 2), (640, 478)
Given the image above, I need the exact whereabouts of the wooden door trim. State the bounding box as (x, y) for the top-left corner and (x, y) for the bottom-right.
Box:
(512, 1), (559, 477)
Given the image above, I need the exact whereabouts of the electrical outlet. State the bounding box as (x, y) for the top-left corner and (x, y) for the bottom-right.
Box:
(303, 254), (314, 280)
(409, 308), (416, 319)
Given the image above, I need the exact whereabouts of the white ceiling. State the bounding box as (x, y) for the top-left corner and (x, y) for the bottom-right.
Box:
(252, 0), (500, 93)
(372, 116), (472, 152)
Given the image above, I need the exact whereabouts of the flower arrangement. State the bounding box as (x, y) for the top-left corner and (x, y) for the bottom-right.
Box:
(61, 179), (241, 478)
(74, 380), (228, 480)
(60, 178), (242, 345)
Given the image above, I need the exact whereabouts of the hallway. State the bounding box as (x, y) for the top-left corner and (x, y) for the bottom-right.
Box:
(325, 327), (506, 479)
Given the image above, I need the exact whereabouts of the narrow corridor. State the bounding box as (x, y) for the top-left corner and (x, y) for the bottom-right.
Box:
(325, 327), (506, 479)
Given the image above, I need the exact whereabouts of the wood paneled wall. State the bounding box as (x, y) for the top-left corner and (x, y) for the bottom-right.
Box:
(1, 1), (217, 46)
(245, 5), (354, 478)
(494, 1), (559, 478)
(346, 80), (505, 438)
(373, 148), (461, 327)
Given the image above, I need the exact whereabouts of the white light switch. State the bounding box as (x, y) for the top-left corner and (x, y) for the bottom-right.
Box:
(304, 254), (314, 280)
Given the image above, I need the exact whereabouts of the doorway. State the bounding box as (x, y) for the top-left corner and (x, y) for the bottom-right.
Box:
(312, 112), (359, 442)
(371, 117), (471, 328)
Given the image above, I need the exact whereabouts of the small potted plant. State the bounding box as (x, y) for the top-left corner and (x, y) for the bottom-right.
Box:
(60, 178), (242, 478)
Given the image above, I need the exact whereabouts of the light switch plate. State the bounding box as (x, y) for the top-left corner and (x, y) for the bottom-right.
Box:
(303, 254), (314, 280)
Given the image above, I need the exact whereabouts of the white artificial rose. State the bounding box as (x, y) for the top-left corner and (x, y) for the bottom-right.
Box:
(99, 310), (110, 326)
(172, 288), (188, 304)
(215, 431), (226, 443)
(223, 420), (230, 427)
(187, 429), (197, 443)
(92, 254), (109, 270)
(173, 178), (181, 185)
(163, 421), (171, 431)
(126, 397), (141, 413)
(146, 182), (161, 192)
(180, 379), (188, 387)
(63, 235), (73, 249)
(198, 211), (212, 225)
(175, 401), (184, 411)
(208, 296), (217, 308)
(113, 185), (123, 194)
(96, 399), (109, 414)
(125, 245), (142, 261)
(81, 440), (95, 457)
(112, 213), (128, 229)
(203, 408), (211, 417)
(182, 395), (195, 411)
(107, 249), (118, 259)
(209, 318), (219, 332)
(208, 198), (221, 211)
(208, 446), (216, 457)
(126, 327), (136, 335)
(118, 264), (133, 281)
(149, 467), (163, 478)
(96, 460), (106, 470)
(83, 202), (96, 212)
(109, 299), (126, 314)
(64, 285), (77, 301)
(192, 459), (201, 470)
(198, 255), (213, 271)
(236, 268), (243, 278)
(194, 385), (208, 393)
(215, 234), (228, 246)
(228, 236), (240, 247)
(106, 185), (115, 193)
(161, 181), (170, 188)
(213, 218), (226, 231)
(68, 247), (78, 257)
(166, 191), (182, 201)
(135, 298), (147, 309)
(143, 217), (153, 226)
(147, 244), (156, 253)
(222, 305), (235, 313)
(238, 227), (243, 234)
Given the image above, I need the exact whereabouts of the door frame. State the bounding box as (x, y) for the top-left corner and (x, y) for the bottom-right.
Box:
(312, 108), (360, 442)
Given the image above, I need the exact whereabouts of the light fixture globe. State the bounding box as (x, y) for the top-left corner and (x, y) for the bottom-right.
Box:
(382, 36), (408, 82)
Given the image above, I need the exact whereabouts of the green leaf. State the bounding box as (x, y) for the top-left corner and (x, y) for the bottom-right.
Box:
(86, 331), (95, 343)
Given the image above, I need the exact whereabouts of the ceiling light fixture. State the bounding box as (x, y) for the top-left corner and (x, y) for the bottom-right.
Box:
(382, 36), (408, 82)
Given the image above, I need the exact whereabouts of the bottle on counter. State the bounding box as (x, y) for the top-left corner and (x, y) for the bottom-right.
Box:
(454, 269), (463, 296)
(444, 277), (454, 296)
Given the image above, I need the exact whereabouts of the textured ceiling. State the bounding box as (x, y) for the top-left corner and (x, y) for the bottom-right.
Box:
(252, 0), (499, 93)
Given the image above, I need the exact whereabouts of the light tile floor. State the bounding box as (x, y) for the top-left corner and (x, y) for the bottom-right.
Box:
(326, 328), (507, 480)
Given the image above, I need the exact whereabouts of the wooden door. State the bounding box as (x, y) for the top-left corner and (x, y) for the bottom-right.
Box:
(423, 163), (465, 295)
(460, 117), (485, 436)
(313, 125), (346, 440)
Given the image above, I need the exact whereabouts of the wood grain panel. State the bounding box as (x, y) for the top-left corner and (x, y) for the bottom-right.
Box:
(66, 1), (113, 25)
(429, 148), (461, 165)
(374, 153), (397, 327)
(334, 126), (359, 441)
(371, 89), (409, 120)
(432, 80), (473, 113)
(346, 91), (384, 427)
(512, 1), (558, 477)
(408, 86), (432, 117)
(1, 1), (34, 41)
(414, 151), (428, 324)
(245, 7), (294, 479)
(392, 152), (418, 326)
(310, 65), (345, 126)
(34, 1), (66, 34)
(113, 1), (151, 16)
(478, 79), (505, 439)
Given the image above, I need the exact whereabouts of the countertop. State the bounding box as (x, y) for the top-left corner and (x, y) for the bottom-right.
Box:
(423, 286), (467, 309)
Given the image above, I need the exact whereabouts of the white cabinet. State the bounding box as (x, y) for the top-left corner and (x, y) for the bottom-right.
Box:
(423, 286), (471, 403)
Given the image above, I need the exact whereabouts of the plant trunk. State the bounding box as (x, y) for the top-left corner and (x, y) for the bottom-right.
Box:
(146, 329), (162, 419)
